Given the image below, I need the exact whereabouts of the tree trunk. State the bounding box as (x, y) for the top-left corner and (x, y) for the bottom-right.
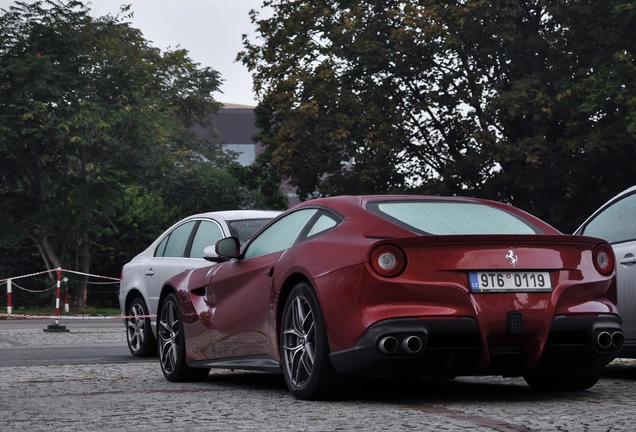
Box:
(78, 222), (92, 308)
(33, 235), (61, 274)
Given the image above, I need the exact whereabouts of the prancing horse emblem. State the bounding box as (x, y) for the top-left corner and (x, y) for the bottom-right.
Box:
(506, 250), (518, 267)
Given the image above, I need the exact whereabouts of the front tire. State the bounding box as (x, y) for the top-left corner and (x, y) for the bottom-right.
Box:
(158, 292), (210, 382)
(280, 282), (337, 400)
(125, 296), (156, 357)
(524, 368), (602, 391)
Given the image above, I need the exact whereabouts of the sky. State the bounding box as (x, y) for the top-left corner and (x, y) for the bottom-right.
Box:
(0, 0), (268, 106)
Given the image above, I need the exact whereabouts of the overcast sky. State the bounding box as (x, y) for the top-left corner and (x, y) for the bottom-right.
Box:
(0, 0), (267, 106)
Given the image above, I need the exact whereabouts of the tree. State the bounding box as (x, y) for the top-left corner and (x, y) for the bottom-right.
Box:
(161, 161), (287, 216)
(447, 0), (636, 230)
(0, 1), (225, 306)
(240, 0), (636, 231)
(227, 162), (290, 210)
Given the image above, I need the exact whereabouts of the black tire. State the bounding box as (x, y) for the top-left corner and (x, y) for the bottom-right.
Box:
(157, 292), (210, 382)
(524, 368), (602, 392)
(280, 282), (337, 400)
(125, 296), (156, 357)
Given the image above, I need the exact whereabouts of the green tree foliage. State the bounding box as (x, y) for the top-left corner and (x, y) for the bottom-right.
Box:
(0, 1), (233, 305)
(228, 162), (291, 210)
(240, 0), (636, 231)
(90, 186), (178, 281)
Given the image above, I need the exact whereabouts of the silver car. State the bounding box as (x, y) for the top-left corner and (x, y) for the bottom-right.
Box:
(119, 210), (281, 356)
(575, 185), (636, 358)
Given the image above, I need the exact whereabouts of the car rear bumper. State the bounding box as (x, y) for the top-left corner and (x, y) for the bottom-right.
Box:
(329, 314), (623, 377)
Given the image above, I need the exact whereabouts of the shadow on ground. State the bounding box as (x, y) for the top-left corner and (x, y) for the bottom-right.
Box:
(200, 368), (605, 404)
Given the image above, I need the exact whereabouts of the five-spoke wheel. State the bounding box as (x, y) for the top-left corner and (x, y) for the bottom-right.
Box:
(280, 282), (336, 400)
(125, 296), (155, 357)
(158, 292), (209, 382)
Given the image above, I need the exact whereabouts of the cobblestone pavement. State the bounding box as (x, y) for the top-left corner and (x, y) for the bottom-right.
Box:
(0, 324), (125, 349)
(1, 321), (635, 431)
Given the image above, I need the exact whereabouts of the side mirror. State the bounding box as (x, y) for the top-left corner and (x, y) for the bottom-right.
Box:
(203, 245), (227, 262)
(216, 236), (241, 259)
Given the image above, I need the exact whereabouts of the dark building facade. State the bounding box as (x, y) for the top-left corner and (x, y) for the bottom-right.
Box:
(210, 104), (298, 205)
(212, 104), (260, 166)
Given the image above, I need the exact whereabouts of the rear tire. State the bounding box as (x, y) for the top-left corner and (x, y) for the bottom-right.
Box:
(524, 368), (602, 391)
(280, 282), (337, 400)
(158, 292), (210, 382)
(125, 296), (156, 357)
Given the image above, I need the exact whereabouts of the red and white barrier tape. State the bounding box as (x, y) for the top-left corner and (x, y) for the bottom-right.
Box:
(1, 268), (120, 284)
(0, 269), (57, 284)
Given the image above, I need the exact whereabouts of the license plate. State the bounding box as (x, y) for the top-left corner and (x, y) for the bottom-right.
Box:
(468, 271), (552, 293)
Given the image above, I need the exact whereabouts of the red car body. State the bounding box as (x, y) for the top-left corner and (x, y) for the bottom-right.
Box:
(158, 195), (622, 400)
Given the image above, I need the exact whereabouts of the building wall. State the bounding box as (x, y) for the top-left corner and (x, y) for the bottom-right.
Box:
(209, 104), (298, 206)
(213, 104), (261, 166)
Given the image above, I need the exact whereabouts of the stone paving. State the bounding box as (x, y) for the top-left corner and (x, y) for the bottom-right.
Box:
(1, 321), (635, 431)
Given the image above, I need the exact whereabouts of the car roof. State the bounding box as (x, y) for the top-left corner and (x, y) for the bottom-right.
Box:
(295, 194), (511, 214)
(185, 209), (282, 221)
(299, 194), (492, 204)
(291, 194), (559, 234)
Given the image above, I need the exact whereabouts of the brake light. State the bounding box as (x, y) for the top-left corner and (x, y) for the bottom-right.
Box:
(593, 244), (615, 276)
(370, 245), (406, 278)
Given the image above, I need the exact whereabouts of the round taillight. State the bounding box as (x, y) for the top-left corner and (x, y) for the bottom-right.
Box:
(593, 244), (615, 276)
(370, 245), (406, 278)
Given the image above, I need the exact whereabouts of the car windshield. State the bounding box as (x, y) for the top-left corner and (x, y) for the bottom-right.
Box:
(367, 201), (538, 235)
(227, 218), (274, 244)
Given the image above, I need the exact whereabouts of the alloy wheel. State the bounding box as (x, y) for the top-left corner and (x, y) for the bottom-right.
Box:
(282, 295), (316, 387)
(158, 298), (180, 375)
(126, 303), (146, 353)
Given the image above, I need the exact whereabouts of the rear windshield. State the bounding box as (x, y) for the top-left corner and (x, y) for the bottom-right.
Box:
(227, 218), (274, 244)
(366, 201), (539, 235)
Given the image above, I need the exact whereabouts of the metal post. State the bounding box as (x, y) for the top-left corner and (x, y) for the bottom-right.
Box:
(64, 277), (69, 313)
(44, 268), (68, 332)
(54, 267), (61, 322)
(6, 279), (11, 316)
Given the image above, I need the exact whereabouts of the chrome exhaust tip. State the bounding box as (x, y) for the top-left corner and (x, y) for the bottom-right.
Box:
(611, 331), (625, 349)
(402, 335), (423, 354)
(378, 336), (399, 355)
(597, 331), (612, 349)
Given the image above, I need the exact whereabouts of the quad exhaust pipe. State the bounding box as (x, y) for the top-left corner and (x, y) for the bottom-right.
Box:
(402, 335), (423, 354)
(596, 330), (624, 350)
(378, 336), (399, 355)
(377, 335), (424, 356)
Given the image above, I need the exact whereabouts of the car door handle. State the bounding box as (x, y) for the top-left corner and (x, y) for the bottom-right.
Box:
(145, 269), (155, 276)
(267, 267), (274, 277)
(619, 256), (636, 265)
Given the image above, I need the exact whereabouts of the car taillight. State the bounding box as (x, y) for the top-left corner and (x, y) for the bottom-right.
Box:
(593, 244), (615, 276)
(370, 245), (406, 278)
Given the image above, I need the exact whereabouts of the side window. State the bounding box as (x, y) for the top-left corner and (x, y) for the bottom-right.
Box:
(228, 218), (275, 245)
(306, 213), (339, 238)
(189, 220), (224, 258)
(243, 209), (318, 259)
(581, 193), (636, 244)
(157, 221), (197, 258)
(155, 236), (169, 257)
